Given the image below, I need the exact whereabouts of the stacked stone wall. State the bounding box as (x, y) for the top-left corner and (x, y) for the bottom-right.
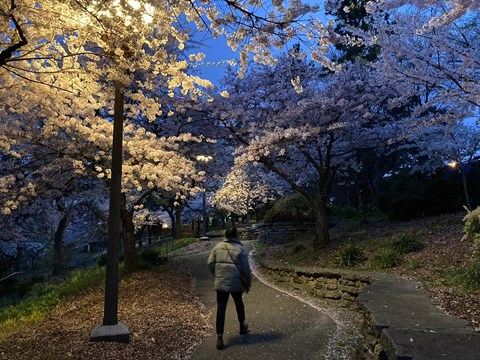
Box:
(260, 264), (371, 308)
(259, 264), (398, 359)
(245, 222), (316, 244)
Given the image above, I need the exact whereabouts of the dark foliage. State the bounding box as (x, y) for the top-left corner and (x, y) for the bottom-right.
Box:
(378, 164), (480, 220)
(262, 193), (314, 223)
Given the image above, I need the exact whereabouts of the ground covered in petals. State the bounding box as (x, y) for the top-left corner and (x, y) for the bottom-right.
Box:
(0, 268), (211, 360)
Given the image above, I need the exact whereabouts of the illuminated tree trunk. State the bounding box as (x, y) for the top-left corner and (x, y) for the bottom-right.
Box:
(121, 193), (137, 273)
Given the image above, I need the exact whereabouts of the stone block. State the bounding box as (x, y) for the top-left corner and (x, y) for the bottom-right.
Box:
(338, 278), (356, 287)
(341, 292), (356, 302)
(338, 284), (360, 295)
(323, 290), (342, 299)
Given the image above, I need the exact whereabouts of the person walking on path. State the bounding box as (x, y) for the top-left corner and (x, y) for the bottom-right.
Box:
(207, 227), (252, 350)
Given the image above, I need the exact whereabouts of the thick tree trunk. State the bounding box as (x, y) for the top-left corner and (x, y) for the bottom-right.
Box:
(174, 205), (183, 239)
(120, 194), (137, 273)
(53, 213), (69, 276)
(167, 209), (176, 239)
(311, 197), (330, 251)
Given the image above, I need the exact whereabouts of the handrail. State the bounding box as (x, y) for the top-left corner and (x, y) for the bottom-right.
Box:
(0, 271), (21, 283)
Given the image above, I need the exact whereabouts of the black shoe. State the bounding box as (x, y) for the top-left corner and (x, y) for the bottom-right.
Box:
(240, 322), (249, 335)
(216, 335), (224, 350)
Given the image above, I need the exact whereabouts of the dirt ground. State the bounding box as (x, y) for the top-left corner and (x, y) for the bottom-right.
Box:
(0, 266), (211, 360)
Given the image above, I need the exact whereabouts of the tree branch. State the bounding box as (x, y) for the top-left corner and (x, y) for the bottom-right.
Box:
(0, 9), (28, 66)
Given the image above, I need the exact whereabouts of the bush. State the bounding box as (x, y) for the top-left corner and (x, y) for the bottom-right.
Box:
(463, 207), (480, 256)
(368, 249), (402, 269)
(328, 206), (358, 219)
(390, 234), (424, 254)
(438, 262), (480, 293)
(377, 168), (469, 220)
(263, 194), (314, 223)
(97, 253), (124, 266)
(138, 248), (168, 267)
(463, 263), (480, 291)
(338, 243), (365, 267)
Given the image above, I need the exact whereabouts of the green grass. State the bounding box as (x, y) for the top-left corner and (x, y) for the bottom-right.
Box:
(0, 266), (107, 341)
(435, 262), (480, 293)
(173, 237), (196, 250)
(407, 259), (421, 270)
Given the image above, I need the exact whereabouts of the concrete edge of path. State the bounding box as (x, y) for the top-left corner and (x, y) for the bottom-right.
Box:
(357, 272), (480, 360)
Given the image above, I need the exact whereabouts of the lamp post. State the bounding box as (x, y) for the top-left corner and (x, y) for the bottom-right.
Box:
(196, 155), (212, 240)
(91, 81), (129, 343)
(448, 160), (472, 211)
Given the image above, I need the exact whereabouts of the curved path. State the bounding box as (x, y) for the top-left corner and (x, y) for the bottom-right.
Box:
(179, 241), (337, 360)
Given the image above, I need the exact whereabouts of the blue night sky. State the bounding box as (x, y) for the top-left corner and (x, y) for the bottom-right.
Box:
(188, 32), (239, 86)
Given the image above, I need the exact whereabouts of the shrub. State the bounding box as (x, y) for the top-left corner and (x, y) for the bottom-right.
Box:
(438, 262), (480, 293)
(97, 253), (107, 266)
(138, 248), (168, 267)
(391, 234), (424, 254)
(463, 207), (480, 257)
(462, 263), (480, 292)
(328, 205), (357, 219)
(338, 243), (365, 267)
(263, 194), (314, 223)
(97, 253), (124, 266)
(368, 249), (402, 269)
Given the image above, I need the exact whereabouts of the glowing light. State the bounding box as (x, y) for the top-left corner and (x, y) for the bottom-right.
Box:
(196, 155), (213, 162)
(448, 160), (458, 168)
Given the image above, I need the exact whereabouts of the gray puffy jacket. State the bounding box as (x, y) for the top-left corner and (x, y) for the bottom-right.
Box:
(207, 238), (252, 292)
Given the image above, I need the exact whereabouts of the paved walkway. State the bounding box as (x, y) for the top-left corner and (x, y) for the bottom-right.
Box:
(179, 239), (480, 359)
(358, 272), (480, 359)
(181, 241), (338, 360)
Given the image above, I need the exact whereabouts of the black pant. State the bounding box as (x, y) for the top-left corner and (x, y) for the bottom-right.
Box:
(216, 291), (245, 335)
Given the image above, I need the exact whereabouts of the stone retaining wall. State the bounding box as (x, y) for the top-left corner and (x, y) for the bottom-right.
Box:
(242, 222), (316, 244)
(259, 263), (371, 308)
(258, 263), (395, 359)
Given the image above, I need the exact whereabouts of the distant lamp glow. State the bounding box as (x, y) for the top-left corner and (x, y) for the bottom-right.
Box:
(448, 160), (458, 169)
(162, 223), (169, 229)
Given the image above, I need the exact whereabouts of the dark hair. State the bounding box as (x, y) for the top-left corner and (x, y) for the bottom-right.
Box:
(224, 227), (238, 239)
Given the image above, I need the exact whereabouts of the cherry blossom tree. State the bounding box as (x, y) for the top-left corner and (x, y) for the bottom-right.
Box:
(8, 0), (470, 343)
(210, 52), (404, 250)
(210, 165), (283, 222)
(359, 4), (480, 130)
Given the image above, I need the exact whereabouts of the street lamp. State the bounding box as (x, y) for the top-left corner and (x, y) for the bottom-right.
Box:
(196, 155), (212, 240)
